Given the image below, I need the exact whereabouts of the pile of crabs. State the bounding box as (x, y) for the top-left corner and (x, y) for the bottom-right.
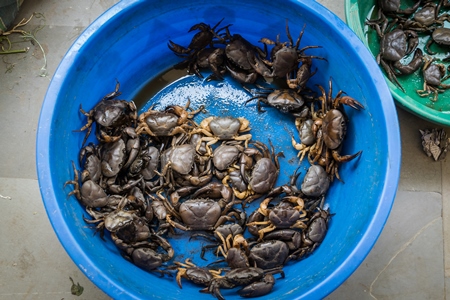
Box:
(65, 20), (363, 300)
(367, 0), (450, 102)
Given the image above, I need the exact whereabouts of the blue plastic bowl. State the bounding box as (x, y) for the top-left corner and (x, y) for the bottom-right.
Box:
(36, 0), (401, 299)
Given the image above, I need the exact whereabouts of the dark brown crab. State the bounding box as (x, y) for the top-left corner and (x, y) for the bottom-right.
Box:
(211, 228), (251, 269)
(377, 0), (421, 16)
(245, 88), (305, 116)
(402, 2), (450, 32)
(190, 116), (252, 155)
(299, 207), (331, 257)
(78, 81), (137, 145)
(168, 19), (228, 56)
(302, 79), (364, 181)
(425, 27), (450, 57)
(173, 47), (226, 81)
(135, 99), (203, 137)
(417, 56), (450, 102)
(211, 142), (244, 179)
(160, 143), (213, 192)
(174, 259), (221, 288)
(286, 56), (318, 92)
(162, 185), (241, 232)
(247, 196), (308, 240)
(224, 31), (267, 74)
(301, 164), (330, 198)
(64, 161), (119, 208)
(201, 267), (284, 300)
(191, 223), (249, 268)
(248, 239), (290, 270)
(231, 141), (284, 203)
(374, 28), (423, 92)
(121, 234), (174, 275)
(258, 20), (325, 79)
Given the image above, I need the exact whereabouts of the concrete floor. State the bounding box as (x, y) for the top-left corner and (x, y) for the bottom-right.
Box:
(1, 0), (449, 299)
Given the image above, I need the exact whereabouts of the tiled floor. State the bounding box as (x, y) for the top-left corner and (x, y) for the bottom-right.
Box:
(1, 1), (449, 299)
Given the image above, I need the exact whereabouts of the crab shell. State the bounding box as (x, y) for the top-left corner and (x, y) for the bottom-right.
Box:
(143, 111), (179, 136)
(161, 144), (196, 175)
(249, 158), (279, 194)
(321, 109), (346, 150)
(299, 119), (315, 146)
(178, 199), (222, 230)
(301, 165), (330, 197)
(209, 117), (243, 139)
(249, 240), (289, 269)
(213, 144), (241, 171)
(267, 89), (304, 113)
(94, 99), (134, 128)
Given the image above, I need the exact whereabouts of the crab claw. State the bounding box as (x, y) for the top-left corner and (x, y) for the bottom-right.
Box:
(168, 40), (190, 56)
(189, 22), (210, 32)
(331, 150), (362, 163)
(176, 268), (187, 288)
(338, 96), (364, 110)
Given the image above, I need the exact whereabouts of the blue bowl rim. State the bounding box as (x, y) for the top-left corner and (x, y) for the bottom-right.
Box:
(36, 0), (401, 299)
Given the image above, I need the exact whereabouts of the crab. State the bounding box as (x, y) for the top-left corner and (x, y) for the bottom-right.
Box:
(247, 196), (308, 240)
(162, 186), (242, 232)
(169, 181), (235, 214)
(212, 226), (250, 269)
(174, 259), (221, 288)
(100, 138), (126, 178)
(190, 116), (252, 155)
(258, 20), (325, 79)
(248, 240), (289, 269)
(135, 99), (203, 137)
(425, 27), (450, 57)
(417, 56), (450, 102)
(300, 164), (330, 197)
(78, 81), (137, 145)
(173, 47), (226, 81)
(402, 2), (450, 32)
(292, 79), (363, 181)
(78, 143), (102, 183)
(245, 88), (305, 116)
(262, 229), (302, 255)
(191, 223), (248, 267)
(291, 118), (315, 162)
(286, 56), (318, 92)
(224, 31), (267, 73)
(165, 198), (239, 231)
(211, 142), (244, 179)
(121, 234), (174, 275)
(168, 19), (228, 56)
(64, 161), (118, 208)
(230, 141), (283, 203)
(378, 0), (421, 16)
(365, 19), (424, 92)
(299, 207), (331, 257)
(201, 267), (284, 300)
(160, 143), (213, 192)
(108, 211), (152, 249)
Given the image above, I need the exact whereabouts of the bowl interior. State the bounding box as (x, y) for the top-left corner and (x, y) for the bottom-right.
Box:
(37, 0), (400, 299)
(345, 0), (450, 126)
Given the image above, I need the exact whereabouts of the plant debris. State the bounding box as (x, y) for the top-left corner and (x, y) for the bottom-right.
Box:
(419, 128), (450, 161)
(0, 12), (48, 76)
(69, 277), (84, 296)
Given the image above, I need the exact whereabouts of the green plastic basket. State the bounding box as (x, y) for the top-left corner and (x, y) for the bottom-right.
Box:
(345, 0), (450, 126)
(0, 0), (24, 33)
